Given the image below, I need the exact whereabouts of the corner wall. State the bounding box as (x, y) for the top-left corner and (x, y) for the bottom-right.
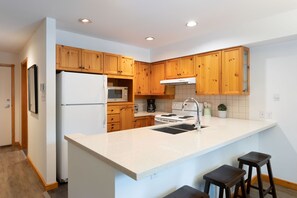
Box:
(19, 17), (56, 185)
(250, 39), (297, 183)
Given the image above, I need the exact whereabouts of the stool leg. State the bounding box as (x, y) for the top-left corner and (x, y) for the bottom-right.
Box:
(225, 187), (231, 198)
(240, 177), (247, 198)
(219, 187), (224, 198)
(247, 165), (253, 194)
(234, 183), (239, 198)
(267, 160), (277, 198)
(256, 166), (264, 198)
(204, 181), (210, 194)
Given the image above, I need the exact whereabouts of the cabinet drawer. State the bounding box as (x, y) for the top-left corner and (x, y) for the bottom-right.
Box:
(107, 123), (120, 132)
(107, 114), (120, 123)
(107, 106), (120, 114)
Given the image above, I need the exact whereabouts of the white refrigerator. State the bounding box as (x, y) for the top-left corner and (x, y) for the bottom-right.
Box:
(56, 71), (107, 182)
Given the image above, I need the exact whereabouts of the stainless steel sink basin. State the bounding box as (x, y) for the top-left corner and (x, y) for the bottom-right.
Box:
(152, 124), (207, 135)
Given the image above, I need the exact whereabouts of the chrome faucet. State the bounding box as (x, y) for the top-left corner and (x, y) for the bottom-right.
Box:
(182, 97), (201, 130)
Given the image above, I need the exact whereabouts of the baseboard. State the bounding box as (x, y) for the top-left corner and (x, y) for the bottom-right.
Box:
(27, 156), (58, 191)
(261, 174), (297, 191)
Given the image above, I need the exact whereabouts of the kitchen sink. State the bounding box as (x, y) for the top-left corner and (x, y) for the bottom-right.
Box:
(152, 124), (207, 135)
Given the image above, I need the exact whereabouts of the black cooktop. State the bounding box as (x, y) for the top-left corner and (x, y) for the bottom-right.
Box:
(161, 114), (177, 117)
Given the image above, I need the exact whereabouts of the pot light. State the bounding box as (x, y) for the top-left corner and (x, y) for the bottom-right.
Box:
(79, 18), (92, 24)
(186, 20), (197, 27)
(145, 37), (155, 41)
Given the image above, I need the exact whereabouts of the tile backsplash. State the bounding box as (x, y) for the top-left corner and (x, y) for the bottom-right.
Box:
(135, 85), (249, 119)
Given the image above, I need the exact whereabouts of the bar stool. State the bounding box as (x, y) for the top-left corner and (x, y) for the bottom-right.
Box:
(163, 185), (209, 198)
(236, 151), (277, 198)
(203, 165), (246, 198)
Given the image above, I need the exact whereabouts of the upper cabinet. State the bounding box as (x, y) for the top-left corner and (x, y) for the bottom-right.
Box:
(56, 45), (81, 72)
(134, 61), (150, 95)
(104, 53), (134, 77)
(195, 51), (221, 95)
(81, 49), (103, 73)
(150, 62), (166, 95)
(221, 47), (249, 95)
(165, 56), (195, 79)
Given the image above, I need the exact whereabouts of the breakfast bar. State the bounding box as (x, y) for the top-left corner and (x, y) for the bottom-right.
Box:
(65, 117), (276, 198)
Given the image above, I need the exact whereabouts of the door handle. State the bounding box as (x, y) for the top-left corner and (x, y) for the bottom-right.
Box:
(5, 104), (10, 108)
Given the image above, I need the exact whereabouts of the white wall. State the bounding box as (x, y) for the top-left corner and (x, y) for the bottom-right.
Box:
(19, 18), (56, 184)
(56, 30), (150, 62)
(0, 51), (21, 143)
(151, 9), (297, 62)
(250, 39), (297, 183)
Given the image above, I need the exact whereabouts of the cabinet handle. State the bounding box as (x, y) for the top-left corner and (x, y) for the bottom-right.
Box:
(111, 118), (114, 121)
(111, 109), (114, 112)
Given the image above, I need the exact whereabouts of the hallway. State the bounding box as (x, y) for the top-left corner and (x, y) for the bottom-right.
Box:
(0, 145), (45, 198)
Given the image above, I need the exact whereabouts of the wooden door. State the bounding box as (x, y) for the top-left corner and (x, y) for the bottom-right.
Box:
(134, 117), (147, 128)
(81, 50), (103, 73)
(21, 61), (28, 151)
(120, 56), (134, 76)
(150, 62), (165, 95)
(120, 105), (134, 130)
(196, 51), (221, 95)
(103, 53), (120, 75)
(165, 59), (179, 79)
(221, 48), (242, 94)
(57, 45), (81, 71)
(134, 61), (150, 95)
(179, 56), (195, 78)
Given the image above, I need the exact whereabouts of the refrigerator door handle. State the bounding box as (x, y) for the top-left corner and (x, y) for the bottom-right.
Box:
(103, 105), (106, 128)
(103, 75), (107, 102)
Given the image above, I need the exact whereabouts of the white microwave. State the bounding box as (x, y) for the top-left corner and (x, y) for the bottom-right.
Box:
(107, 86), (128, 102)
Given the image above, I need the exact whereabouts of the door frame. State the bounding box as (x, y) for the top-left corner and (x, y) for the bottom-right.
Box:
(0, 63), (15, 145)
(21, 58), (28, 150)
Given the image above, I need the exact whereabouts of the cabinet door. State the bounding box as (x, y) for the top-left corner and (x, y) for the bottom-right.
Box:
(221, 48), (242, 94)
(165, 59), (179, 79)
(134, 117), (147, 128)
(179, 56), (195, 78)
(81, 50), (103, 73)
(150, 62), (165, 95)
(120, 105), (134, 130)
(195, 51), (221, 95)
(134, 61), (150, 95)
(57, 45), (81, 71)
(103, 53), (120, 75)
(120, 56), (134, 76)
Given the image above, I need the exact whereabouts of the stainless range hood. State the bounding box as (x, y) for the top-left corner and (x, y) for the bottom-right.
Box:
(160, 77), (196, 85)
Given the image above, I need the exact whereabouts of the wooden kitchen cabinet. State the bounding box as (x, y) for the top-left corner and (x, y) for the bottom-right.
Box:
(221, 47), (249, 95)
(56, 45), (81, 71)
(195, 51), (221, 95)
(134, 116), (155, 128)
(120, 56), (134, 76)
(104, 53), (134, 77)
(165, 56), (195, 79)
(107, 104), (134, 132)
(134, 61), (150, 95)
(150, 62), (166, 95)
(81, 49), (103, 73)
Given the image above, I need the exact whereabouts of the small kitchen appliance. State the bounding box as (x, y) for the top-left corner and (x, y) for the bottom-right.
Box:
(107, 86), (128, 102)
(147, 99), (156, 112)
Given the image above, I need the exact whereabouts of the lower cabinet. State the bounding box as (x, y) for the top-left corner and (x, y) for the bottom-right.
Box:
(107, 104), (134, 132)
(134, 116), (155, 128)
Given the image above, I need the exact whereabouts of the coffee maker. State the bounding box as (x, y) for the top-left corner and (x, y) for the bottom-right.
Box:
(147, 99), (156, 112)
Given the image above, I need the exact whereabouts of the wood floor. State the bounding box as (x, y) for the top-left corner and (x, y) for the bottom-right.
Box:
(0, 145), (296, 198)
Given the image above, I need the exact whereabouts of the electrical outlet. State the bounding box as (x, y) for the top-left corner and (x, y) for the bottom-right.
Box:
(259, 111), (265, 119)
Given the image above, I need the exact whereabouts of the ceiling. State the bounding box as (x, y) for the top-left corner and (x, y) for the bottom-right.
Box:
(1, 0), (297, 53)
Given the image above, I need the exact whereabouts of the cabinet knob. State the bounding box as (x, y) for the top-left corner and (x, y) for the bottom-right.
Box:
(111, 109), (114, 112)
(111, 118), (114, 121)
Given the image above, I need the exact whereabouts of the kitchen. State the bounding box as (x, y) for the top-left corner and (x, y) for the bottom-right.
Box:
(0, 0), (297, 197)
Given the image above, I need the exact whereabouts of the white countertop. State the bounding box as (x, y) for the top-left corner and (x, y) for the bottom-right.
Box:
(65, 117), (276, 180)
(134, 111), (169, 117)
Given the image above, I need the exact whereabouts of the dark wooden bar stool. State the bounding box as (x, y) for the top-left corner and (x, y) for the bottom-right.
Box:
(163, 185), (209, 198)
(203, 165), (246, 198)
(237, 151), (277, 198)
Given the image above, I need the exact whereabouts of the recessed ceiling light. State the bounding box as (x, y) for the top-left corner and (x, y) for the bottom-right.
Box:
(79, 18), (92, 24)
(145, 37), (155, 41)
(186, 20), (197, 27)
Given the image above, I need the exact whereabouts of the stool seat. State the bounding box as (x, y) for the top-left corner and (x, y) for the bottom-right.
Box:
(237, 151), (277, 198)
(203, 165), (246, 198)
(238, 151), (271, 167)
(163, 185), (209, 198)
